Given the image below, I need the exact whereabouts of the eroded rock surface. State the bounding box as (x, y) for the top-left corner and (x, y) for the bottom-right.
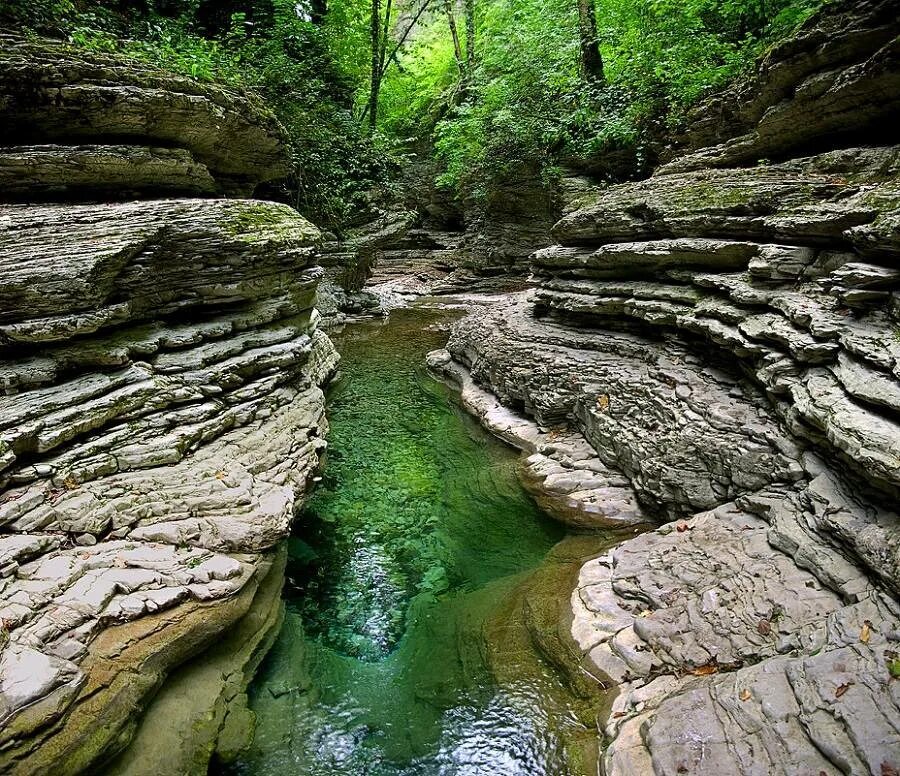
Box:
(662, 0), (900, 172)
(438, 1), (900, 772)
(0, 35), (289, 196)
(0, 37), (337, 775)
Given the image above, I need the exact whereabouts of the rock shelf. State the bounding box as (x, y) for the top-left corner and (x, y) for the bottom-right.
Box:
(0, 36), (337, 775)
(439, 1), (900, 772)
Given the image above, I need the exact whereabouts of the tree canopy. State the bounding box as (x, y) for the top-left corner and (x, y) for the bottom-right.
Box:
(1, 0), (827, 216)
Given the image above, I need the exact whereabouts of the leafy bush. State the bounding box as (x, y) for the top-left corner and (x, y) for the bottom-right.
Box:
(0, 0), (395, 228)
(375, 0), (828, 198)
(0, 0), (829, 214)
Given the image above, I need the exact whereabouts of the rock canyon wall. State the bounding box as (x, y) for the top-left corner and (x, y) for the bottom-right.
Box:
(432, 1), (900, 772)
(0, 37), (337, 774)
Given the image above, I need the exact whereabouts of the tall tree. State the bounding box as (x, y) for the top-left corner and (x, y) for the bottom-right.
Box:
(444, 0), (465, 76)
(362, 0), (437, 126)
(577, 0), (604, 82)
(464, 0), (475, 70)
(368, 0), (382, 128)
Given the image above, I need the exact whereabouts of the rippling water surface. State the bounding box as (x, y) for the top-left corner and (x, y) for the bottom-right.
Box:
(223, 306), (595, 776)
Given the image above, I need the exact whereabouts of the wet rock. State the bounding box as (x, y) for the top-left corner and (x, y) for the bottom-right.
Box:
(317, 209), (417, 320)
(439, 0), (900, 771)
(427, 346), (649, 528)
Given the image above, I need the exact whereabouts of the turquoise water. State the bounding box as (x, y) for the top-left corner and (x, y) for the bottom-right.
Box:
(223, 307), (596, 776)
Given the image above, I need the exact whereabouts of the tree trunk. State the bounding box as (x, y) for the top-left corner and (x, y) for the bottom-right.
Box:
(444, 0), (465, 76)
(368, 0), (382, 128)
(361, 0), (436, 126)
(310, 0), (328, 23)
(577, 0), (604, 82)
(378, 0), (393, 77)
(464, 0), (475, 69)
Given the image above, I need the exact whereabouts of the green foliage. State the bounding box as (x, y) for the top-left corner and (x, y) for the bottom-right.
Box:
(0, 0), (829, 213)
(1, 0), (394, 228)
(370, 0), (828, 198)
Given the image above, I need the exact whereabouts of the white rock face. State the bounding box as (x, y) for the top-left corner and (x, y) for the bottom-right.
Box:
(0, 37), (340, 775)
(440, 1), (900, 772)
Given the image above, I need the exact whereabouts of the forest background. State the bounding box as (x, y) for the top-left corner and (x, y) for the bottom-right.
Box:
(0, 0), (826, 227)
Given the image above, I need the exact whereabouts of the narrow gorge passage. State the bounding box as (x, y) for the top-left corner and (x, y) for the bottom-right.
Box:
(224, 306), (612, 775)
(1, 1), (898, 773)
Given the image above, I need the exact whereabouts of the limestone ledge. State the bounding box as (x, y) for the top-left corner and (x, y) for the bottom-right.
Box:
(661, 0), (900, 171)
(0, 35), (289, 191)
(442, 141), (900, 775)
(0, 192), (340, 774)
(446, 298), (805, 519)
(426, 345), (649, 529)
(0, 145), (218, 201)
(572, 485), (900, 776)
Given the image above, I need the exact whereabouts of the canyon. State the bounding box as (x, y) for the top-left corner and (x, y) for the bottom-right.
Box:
(0, 0), (898, 773)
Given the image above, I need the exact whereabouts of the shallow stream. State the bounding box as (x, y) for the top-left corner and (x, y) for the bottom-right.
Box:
(224, 306), (613, 775)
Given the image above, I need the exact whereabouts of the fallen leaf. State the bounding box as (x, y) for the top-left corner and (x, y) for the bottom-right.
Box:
(860, 621), (871, 644)
(612, 711), (626, 718)
(596, 394), (610, 412)
(739, 688), (752, 702)
(215, 471), (226, 480)
(888, 659), (900, 679)
(881, 762), (899, 776)
(835, 682), (854, 698)
(689, 664), (718, 676)
(757, 619), (772, 636)
(676, 522), (689, 533)
(63, 476), (79, 491)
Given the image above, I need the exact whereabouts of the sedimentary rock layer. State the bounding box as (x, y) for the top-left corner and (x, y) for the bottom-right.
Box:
(0, 35), (289, 195)
(0, 37), (337, 775)
(440, 1), (900, 771)
(0, 196), (338, 775)
(663, 0), (900, 171)
(0, 145), (218, 200)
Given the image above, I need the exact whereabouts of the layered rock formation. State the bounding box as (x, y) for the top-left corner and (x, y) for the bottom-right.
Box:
(366, 168), (596, 300)
(433, 1), (900, 772)
(316, 208), (416, 319)
(0, 37), (337, 774)
(0, 35), (288, 196)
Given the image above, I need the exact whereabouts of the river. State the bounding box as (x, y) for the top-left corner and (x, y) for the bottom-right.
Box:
(223, 305), (612, 776)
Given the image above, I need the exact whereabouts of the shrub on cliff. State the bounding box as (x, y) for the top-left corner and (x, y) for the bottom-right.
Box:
(0, 0), (395, 228)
